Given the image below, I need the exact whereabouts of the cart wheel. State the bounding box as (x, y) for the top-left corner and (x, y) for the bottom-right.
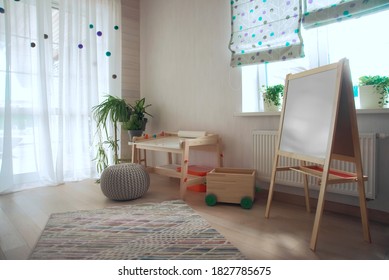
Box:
(240, 197), (253, 209)
(205, 194), (217, 206)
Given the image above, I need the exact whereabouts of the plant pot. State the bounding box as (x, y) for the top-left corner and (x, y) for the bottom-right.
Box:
(125, 118), (148, 140)
(128, 130), (143, 140)
(263, 101), (281, 112)
(141, 118), (148, 131)
(262, 84), (284, 112)
(263, 98), (282, 112)
(359, 85), (386, 109)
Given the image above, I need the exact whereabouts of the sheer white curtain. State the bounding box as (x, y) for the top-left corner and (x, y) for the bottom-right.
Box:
(0, 0), (121, 194)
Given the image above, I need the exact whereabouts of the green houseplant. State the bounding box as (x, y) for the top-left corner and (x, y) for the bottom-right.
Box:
(122, 98), (152, 140)
(358, 75), (389, 109)
(261, 84), (284, 112)
(92, 95), (132, 173)
(91, 96), (152, 174)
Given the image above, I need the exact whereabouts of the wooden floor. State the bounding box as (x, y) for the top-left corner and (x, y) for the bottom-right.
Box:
(0, 173), (388, 260)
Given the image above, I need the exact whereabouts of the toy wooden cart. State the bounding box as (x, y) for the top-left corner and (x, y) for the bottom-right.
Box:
(130, 131), (223, 200)
(205, 168), (256, 209)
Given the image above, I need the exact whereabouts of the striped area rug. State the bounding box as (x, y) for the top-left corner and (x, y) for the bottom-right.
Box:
(29, 200), (245, 260)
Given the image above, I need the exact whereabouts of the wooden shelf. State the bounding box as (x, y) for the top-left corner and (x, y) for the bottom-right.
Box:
(281, 165), (367, 185)
(148, 164), (206, 185)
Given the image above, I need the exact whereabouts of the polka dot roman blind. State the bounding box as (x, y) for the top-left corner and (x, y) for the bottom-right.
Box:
(303, 0), (389, 29)
(229, 0), (304, 67)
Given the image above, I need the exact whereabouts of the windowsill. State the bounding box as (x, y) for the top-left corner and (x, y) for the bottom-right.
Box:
(234, 108), (389, 117)
(234, 111), (281, 117)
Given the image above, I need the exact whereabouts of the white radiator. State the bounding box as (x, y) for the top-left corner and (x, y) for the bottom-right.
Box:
(253, 130), (376, 199)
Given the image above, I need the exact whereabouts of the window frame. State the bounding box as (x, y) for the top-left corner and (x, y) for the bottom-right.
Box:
(240, 9), (389, 115)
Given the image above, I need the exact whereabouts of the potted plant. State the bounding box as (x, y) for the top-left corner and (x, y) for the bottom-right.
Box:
(261, 84), (284, 112)
(92, 95), (132, 173)
(358, 75), (389, 109)
(122, 98), (152, 140)
(92, 96), (152, 174)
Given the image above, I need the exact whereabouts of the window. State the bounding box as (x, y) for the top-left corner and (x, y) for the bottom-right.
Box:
(1, 0), (121, 194)
(0, 5), (59, 178)
(242, 9), (389, 112)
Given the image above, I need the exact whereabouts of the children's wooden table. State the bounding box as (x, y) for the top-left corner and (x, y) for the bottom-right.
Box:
(130, 131), (223, 200)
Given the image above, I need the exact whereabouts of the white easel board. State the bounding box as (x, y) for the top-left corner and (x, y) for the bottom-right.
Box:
(265, 58), (371, 251)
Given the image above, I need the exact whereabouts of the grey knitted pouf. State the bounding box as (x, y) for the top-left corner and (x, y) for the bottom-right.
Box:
(100, 163), (150, 201)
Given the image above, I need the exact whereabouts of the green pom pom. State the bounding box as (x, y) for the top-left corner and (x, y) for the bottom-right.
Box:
(205, 194), (217, 206)
(240, 197), (253, 209)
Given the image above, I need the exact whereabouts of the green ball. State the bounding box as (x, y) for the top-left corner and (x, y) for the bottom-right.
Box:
(205, 194), (217, 206)
(240, 197), (253, 209)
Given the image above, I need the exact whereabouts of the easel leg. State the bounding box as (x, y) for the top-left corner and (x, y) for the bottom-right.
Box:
(357, 179), (371, 243)
(303, 174), (311, 213)
(301, 161), (311, 213)
(265, 154), (279, 218)
(265, 181), (275, 218)
(310, 180), (328, 251)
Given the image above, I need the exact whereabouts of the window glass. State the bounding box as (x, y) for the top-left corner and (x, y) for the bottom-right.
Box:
(0, 7), (59, 175)
(242, 9), (389, 112)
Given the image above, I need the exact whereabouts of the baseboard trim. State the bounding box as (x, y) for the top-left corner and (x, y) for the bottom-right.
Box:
(259, 190), (389, 225)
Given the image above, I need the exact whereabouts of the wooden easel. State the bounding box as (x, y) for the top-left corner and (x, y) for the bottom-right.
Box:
(264, 58), (371, 251)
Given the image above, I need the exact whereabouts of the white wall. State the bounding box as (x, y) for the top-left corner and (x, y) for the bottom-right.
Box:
(139, 0), (389, 213)
(140, 0), (277, 167)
